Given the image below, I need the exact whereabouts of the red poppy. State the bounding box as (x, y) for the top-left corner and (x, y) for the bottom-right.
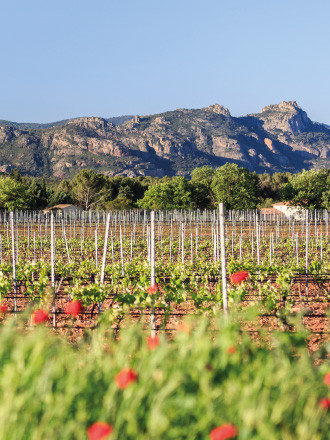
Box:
(115, 368), (138, 389)
(210, 424), (238, 440)
(229, 271), (249, 285)
(324, 372), (330, 386)
(147, 284), (158, 294)
(227, 346), (237, 354)
(32, 309), (49, 324)
(147, 335), (160, 350)
(0, 303), (8, 314)
(64, 300), (84, 316)
(319, 398), (330, 410)
(87, 422), (113, 440)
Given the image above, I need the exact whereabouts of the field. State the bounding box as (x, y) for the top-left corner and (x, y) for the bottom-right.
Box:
(0, 208), (329, 439)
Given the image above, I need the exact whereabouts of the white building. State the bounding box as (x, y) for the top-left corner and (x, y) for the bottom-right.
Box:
(272, 202), (306, 220)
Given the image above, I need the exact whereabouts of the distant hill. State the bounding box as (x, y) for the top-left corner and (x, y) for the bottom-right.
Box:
(0, 102), (329, 178)
(0, 115), (133, 130)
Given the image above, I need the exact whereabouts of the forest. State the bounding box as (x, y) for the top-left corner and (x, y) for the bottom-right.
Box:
(0, 164), (329, 211)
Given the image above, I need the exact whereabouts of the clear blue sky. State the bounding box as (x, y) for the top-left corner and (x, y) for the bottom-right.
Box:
(1, 0), (329, 124)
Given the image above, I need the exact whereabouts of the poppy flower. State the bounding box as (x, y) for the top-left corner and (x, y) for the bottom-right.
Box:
(229, 271), (249, 285)
(210, 424), (238, 440)
(32, 309), (49, 324)
(64, 300), (84, 316)
(147, 284), (158, 294)
(147, 335), (160, 350)
(115, 368), (138, 389)
(227, 346), (237, 354)
(319, 398), (330, 410)
(87, 422), (113, 440)
(324, 372), (330, 386)
(0, 303), (8, 314)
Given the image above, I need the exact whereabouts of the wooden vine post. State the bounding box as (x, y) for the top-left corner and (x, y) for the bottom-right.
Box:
(219, 203), (228, 315)
(150, 210), (156, 335)
(10, 212), (17, 312)
(50, 212), (56, 327)
(95, 228), (98, 268)
(100, 213), (111, 313)
(305, 210), (309, 298)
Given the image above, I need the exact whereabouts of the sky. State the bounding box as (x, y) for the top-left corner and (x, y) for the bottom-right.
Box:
(1, 0), (329, 124)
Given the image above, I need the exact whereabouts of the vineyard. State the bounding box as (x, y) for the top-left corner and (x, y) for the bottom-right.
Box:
(0, 208), (329, 439)
(0, 208), (329, 340)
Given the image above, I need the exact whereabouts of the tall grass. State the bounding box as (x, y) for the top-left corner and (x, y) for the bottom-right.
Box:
(0, 311), (328, 439)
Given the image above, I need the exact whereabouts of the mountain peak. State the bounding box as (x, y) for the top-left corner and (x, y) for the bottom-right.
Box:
(259, 101), (311, 133)
(68, 116), (110, 129)
(261, 100), (301, 113)
(205, 104), (231, 118)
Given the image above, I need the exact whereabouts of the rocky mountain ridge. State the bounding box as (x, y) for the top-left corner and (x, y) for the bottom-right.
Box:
(0, 101), (329, 178)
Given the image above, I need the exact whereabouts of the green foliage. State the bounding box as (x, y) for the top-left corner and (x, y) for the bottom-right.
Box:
(71, 170), (108, 210)
(191, 166), (216, 207)
(27, 178), (49, 209)
(258, 197), (274, 208)
(47, 179), (74, 206)
(257, 172), (291, 201)
(0, 177), (31, 210)
(9, 168), (23, 182)
(0, 315), (328, 439)
(106, 196), (134, 210)
(138, 176), (193, 210)
(286, 169), (330, 209)
(118, 185), (135, 200)
(211, 164), (258, 209)
(321, 188), (330, 211)
(0, 166), (328, 211)
(191, 165), (215, 188)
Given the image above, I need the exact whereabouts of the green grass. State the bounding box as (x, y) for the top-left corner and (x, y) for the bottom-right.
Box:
(0, 311), (328, 439)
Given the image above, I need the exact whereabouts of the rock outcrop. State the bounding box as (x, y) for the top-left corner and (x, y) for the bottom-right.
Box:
(205, 104), (231, 118)
(259, 101), (312, 133)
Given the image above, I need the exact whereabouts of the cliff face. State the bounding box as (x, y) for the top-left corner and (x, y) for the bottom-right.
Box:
(0, 101), (329, 178)
(258, 101), (312, 133)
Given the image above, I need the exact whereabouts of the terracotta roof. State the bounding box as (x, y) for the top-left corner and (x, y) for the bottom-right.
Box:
(272, 201), (292, 206)
(260, 207), (282, 215)
(47, 204), (77, 209)
(49, 203), (73, 209)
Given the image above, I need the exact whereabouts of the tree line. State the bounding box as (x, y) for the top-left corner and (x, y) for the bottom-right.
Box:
(0, 164), (329, 211)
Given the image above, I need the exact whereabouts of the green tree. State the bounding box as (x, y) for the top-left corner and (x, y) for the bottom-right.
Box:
(191, 166), (216, 206)
(286, 169), (330, 209)
(27, 178), (49, 209)
(47, 179), (73, 207)
(271, 172), (291, 197)
(106, 197), (134, 210)
(9, 168), (23, 183)
(71, 170), (108, 210)
(138, 177), (193, 210)
(321, 187), (330, 210)
(257, 172), (291, 202)
(48, 190), (73, 207)
(190, 182), (213, 209)
(211, 163), (258, 209)
(117, 185), (135, 201)
(0, 177), (31, 210)
(109, 176), (150, 203)
(191, 166), (215, 188)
